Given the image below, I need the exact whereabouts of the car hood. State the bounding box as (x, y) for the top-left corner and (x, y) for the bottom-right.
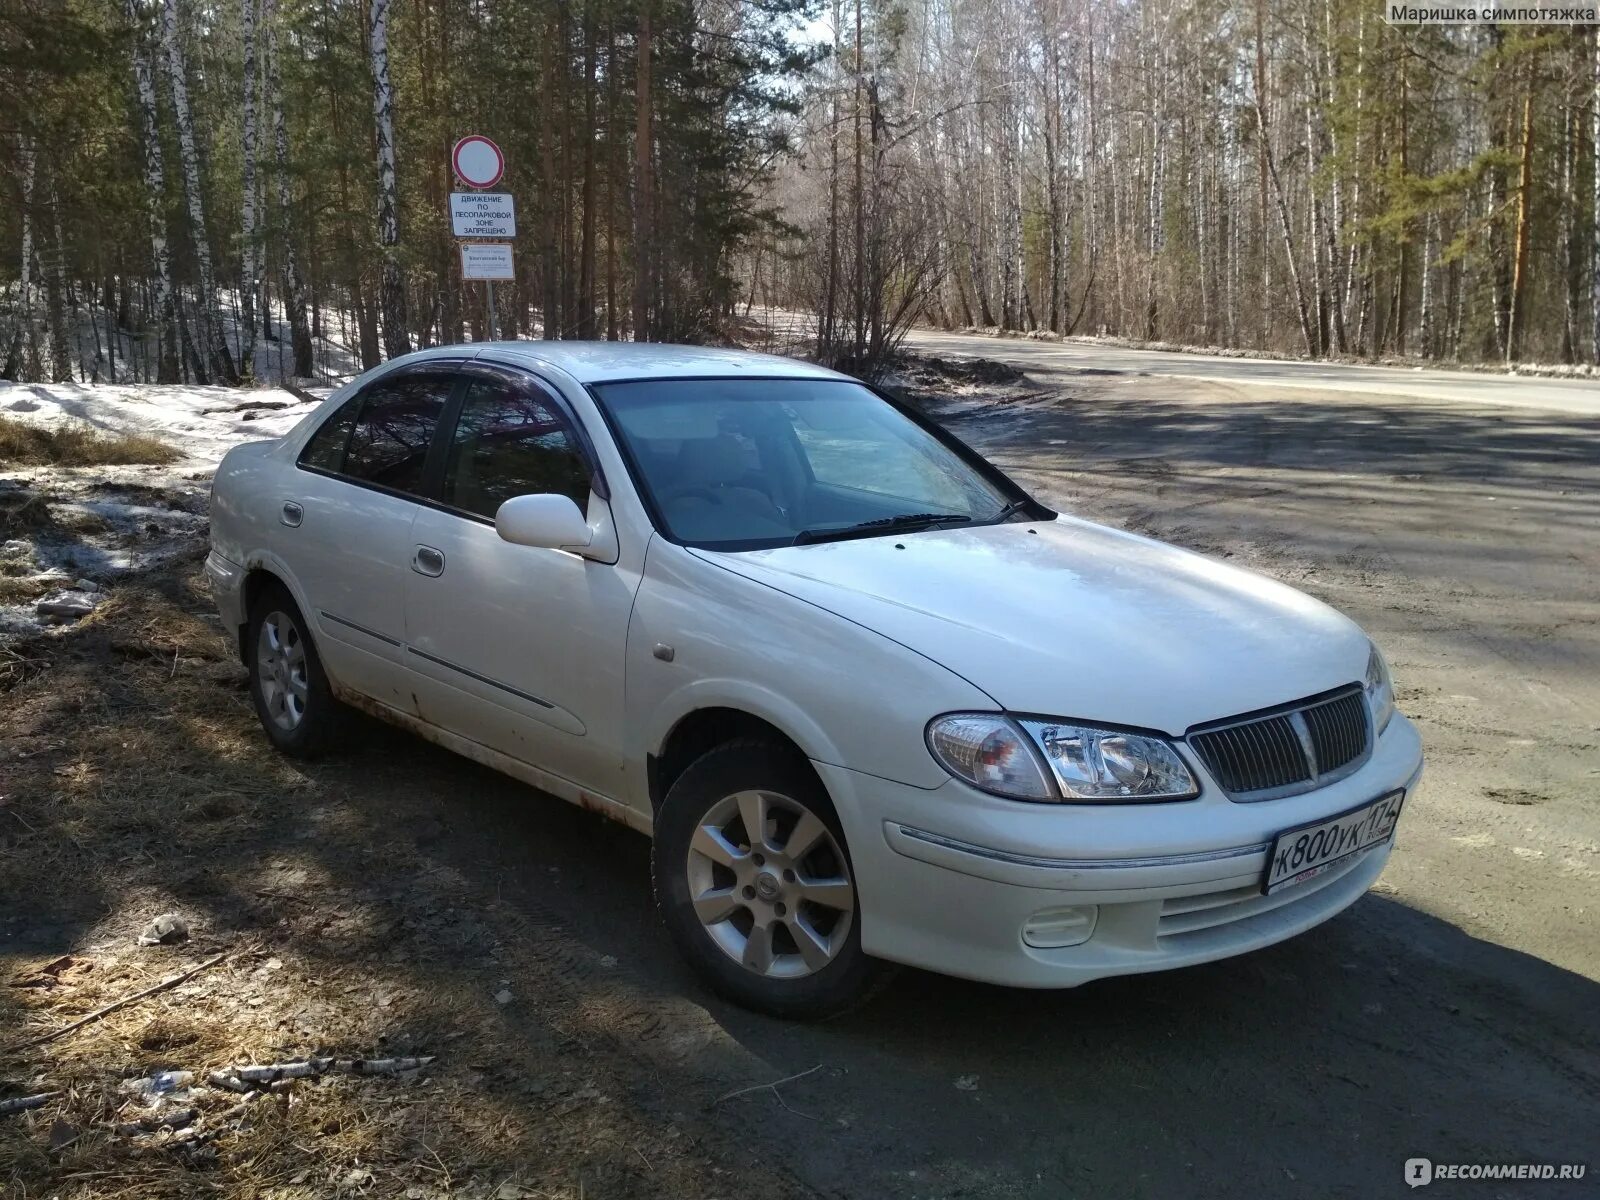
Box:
(691, 517), (1370, 734)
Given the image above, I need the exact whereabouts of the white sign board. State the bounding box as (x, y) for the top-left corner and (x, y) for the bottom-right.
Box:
(450, 192), (516, 239)
(460, 242), (515, 280)
(452, 135), (505, 189)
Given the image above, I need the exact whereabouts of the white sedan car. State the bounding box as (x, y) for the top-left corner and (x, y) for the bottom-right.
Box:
(208, 342), (1423, 1017)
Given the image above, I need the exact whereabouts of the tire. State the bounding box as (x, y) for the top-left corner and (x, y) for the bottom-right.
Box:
(652, 739), (886, 1019)
(246, 582), (341, 758)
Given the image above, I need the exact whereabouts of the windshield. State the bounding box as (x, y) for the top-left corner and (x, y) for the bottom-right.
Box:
(592, 378), (1021, 550)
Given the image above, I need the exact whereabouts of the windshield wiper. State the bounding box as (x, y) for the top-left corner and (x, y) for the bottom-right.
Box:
(991, 499), (1030, 522)
(792, 512), (973, 545)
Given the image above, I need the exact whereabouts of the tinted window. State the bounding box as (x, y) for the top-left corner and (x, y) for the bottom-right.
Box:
(342, 375), (453, 494)
(300, 396), (359, 471)
(441, 379), (591, 519)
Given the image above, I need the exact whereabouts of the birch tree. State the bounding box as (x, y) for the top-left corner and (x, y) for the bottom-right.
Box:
(123, 0), (180, 383)
(368, 0), (410, 359)
(239, 0), (260, 379)
(263, 0), (311, 377)
(160, 0), (237, 383)
(2, 135), (39, 381)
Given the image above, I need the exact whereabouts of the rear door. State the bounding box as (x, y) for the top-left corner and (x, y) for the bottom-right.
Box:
(285, 367), (456, 713)
(403, 365), (639, 793)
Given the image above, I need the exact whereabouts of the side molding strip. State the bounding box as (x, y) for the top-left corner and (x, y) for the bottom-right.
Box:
(405, 647), (555, 710)
(320, 610), (403, 647)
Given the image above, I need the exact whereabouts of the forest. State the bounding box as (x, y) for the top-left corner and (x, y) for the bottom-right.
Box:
(1, 0), (1598, 385)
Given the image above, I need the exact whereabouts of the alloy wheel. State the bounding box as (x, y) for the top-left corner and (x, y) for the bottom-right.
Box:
(684, 789), (856, 979)
(256, 610), (309, 732)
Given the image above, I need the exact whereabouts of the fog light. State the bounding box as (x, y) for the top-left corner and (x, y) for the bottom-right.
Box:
(1022, 905), (1098, 949)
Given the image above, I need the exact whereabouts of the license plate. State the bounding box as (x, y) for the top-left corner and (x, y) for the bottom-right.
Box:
(1263, 790), (1405, 895)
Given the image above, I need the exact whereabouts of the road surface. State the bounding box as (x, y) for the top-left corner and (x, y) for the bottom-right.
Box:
(900, 326), (1600, 415)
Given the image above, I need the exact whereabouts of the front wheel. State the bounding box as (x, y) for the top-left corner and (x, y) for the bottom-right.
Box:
(651, 740), (885, 1019)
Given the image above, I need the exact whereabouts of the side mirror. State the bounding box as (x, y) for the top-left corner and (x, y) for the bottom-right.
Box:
(495, 494), (593, 550)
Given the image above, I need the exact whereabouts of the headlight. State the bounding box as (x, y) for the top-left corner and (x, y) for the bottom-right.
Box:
(1019, 719), (1198, 801)
(1364, 643), (1395, 734)
(927, 714), (1198, 803)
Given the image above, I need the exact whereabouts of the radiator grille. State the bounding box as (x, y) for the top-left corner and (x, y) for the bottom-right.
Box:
(1188, 686), (1371, 800)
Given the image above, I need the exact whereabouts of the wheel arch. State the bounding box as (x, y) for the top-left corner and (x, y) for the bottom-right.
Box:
(648, 705), (825, 814)
(235, 557), (310, 664)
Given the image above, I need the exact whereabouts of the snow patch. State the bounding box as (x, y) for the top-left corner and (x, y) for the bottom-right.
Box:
(0, 381), (328, 639)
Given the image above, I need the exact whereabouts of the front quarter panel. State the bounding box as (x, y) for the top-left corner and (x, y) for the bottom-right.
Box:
(627, 538), (997, 802)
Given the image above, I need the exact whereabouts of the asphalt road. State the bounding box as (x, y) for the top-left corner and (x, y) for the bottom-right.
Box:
(387, 360), (1596, 1198)
(899, 327), (1600, 415)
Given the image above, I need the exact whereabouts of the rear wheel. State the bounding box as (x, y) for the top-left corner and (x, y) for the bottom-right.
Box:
(652, 740), (885, 1019)
(246, 584), (341, 758)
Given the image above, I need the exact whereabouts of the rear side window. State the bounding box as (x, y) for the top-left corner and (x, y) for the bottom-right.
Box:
(441, 379), (591, 519)
(341, 375), (453, 494)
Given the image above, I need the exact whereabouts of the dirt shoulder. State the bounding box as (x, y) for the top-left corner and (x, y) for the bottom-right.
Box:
(0, 559), (825, 1197)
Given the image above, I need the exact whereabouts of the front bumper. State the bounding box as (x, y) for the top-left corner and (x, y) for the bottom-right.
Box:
(817, 713), (1424, 988)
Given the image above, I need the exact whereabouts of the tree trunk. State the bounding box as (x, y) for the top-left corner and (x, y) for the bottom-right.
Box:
(1592, 29), (1599, 365)
(632, 0), (652, 341)
(160, 0), (238, 384)
(605, 14), (619, 340)
(578, 10), (597, 339)
(1506, 80), (1534, 363)
(1256, 97), (1315, 358)
(44, 187), (74, 382)
(239, 0), (260, 379)
(1419, 214), (1436, 359)
(539, 14), (561, 339)
(264, 0), (313, 377)
(368, 0), (411, 359)
(2, 135), (38, 381)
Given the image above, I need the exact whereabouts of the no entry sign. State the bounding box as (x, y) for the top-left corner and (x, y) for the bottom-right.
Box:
(452, 135), (505, 189)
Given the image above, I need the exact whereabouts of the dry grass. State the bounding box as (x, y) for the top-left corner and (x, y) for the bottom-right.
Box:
(0, 551), (810, 1200)
(0, 417), (179, 468)
(0, 575), (54, 604)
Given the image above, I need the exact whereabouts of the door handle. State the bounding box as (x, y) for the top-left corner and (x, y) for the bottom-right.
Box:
(280, 501), (304, 527)
(412, 545), (445, 577)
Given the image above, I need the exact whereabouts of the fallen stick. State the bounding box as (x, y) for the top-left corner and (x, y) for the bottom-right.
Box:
(225, 1055), (435, 1085)
(0, 1092), (58, 1116)
(207, 1070), (251, 1094)
(713, 1063), (824, 1120)
(5, 950), (236, 1052)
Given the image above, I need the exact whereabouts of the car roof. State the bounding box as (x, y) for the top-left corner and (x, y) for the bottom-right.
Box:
(438, 340), (849, 385)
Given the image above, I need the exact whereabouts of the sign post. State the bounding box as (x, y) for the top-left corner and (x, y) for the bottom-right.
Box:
(449, 136), (512, 340)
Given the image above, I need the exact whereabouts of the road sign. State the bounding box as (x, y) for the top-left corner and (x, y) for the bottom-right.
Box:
(460, 242), (514, 281)
(452, 135), (505, 189)
(450, 192), (516, 239)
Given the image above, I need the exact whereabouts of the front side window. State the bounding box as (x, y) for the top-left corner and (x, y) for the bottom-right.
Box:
(441, 379), (592, 519)
(300, 395), (359, 471)
(341, 374), (453, 494)
(593, 378), (1021, 550)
